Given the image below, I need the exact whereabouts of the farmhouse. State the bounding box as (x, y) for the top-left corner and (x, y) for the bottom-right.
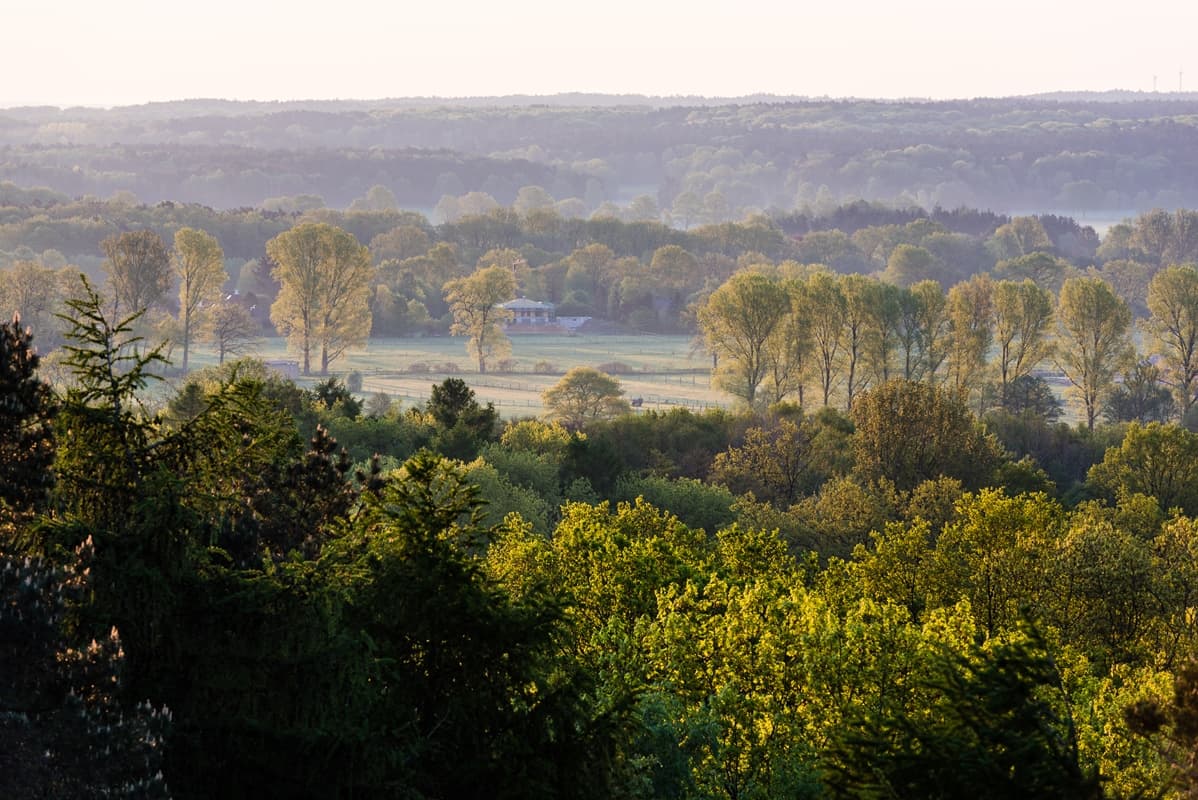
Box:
(501, 297), (556, 327)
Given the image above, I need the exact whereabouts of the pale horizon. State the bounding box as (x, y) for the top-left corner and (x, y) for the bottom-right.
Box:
(3, 0), (1194, 108)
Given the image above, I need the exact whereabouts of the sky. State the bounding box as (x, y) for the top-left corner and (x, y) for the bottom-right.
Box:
(3, 0), (1196, 107)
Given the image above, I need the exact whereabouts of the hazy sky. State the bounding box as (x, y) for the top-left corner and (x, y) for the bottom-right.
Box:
(3, 0), (1195, 106)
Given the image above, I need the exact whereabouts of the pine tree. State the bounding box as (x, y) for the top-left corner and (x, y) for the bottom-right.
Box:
(0, 313), (55, 516)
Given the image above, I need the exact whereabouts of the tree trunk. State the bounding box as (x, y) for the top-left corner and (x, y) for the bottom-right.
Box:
(182, 312), (190, 373)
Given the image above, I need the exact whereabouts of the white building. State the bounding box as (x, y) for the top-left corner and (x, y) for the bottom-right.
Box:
(500, 297), (556, 327)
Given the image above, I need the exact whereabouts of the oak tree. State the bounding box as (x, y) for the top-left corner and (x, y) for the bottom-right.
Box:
(1055, 276), (1133, 430)
(444, 266), (517, 374)
(699, 272), (791, 406)
(268, 222), (373, 375)
(1145, 264), (1198, 416)
(992, 279), (1054, 404)
(207, 300), (260, 365)
(542, 367), (630, 426)
(101, 230), (171, 316)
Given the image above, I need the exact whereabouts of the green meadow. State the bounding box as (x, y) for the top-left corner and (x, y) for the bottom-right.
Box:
(185, 334), (731, 417)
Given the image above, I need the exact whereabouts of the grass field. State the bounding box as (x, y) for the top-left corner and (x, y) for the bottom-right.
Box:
(186, 334), (731, 418)
(180, 334), (1089, 423)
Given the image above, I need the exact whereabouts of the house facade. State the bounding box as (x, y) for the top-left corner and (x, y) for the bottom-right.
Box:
(500, 297), (557, 327)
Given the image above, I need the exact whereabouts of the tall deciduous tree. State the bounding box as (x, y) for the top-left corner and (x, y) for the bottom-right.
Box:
(987, 216), (1053, 259)
(699, 272), (791, 406)
(1055, 276), (1133, 430)
(995, 251), (1070, 292)
(992, 279), (1054, 404)
(710, 418), (821, 506)
(946, 273), (994, 405)
(444, 266), (516, 374)
(268, 222), (373, 375)
(207, 300), (260, 365)
(760, 278), (813, 405)
(901, 280), (951, 383)
(840, 274), (875, 408)
(882, 243), (935, 287)
(173, 227), (227, 372)
(1145, 264), (1198, 416)
(101, 230), (171, 316)
(564, 243), (616, 301)
(648, 245), (699, 328)
(805, 271), (847, 407)
(0, 261), (71, 347)
(862, 280), (904, 388)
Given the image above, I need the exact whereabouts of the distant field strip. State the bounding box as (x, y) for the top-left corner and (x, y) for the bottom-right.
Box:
(189, 334), (730, 417)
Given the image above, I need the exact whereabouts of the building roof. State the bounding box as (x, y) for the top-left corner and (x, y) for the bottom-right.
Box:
(499, 297), (555, 310)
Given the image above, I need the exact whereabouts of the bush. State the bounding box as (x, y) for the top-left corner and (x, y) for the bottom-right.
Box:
(614, 474), (736, 534)
(596, 361), (633, 374)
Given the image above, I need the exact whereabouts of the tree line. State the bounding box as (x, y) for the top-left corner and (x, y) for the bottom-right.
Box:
(698, 263), (1198, 431)
(8, 202), (1198, 395)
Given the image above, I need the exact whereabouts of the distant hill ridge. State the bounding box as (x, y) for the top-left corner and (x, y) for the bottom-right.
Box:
(9, 90), (1198, 116)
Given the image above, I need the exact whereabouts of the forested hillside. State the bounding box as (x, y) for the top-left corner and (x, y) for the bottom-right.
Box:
(5, 95), (1198, 212)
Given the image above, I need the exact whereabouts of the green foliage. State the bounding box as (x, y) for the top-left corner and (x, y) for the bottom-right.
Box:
(985, 411), (1110, 495)
(852, 379), (1005, 492)
(1056, 276), (1134, 431)
(427, 376), (497, 432)
(461, 457), (552, 533)
(102, 230), (171, 317)
(1088, 423), (1198, 516)
(700, 272), (792, 405)
(501, 418), (578, 462)
(321, 410), (432, 464)
(0, 537), (172, 798)
(1056, 508), (1156, 665)
(932, 490), (1065, 637)
(334, 454), (624, 799)
(903, 475), (965, 529)
(268, 222), (373, 376)
(996, 374), (1064, 422)
(309, 376), (363, 418)
(614, 474), (736, 534)
(0, 313), (55, 515)
(827, 623), (1103, 800)
(790, 476), (901, 557)
(711, 418), (818, 506)
(542, 366), (631, 425)
(583, 408), (743, 482)
(479, 441), (562, 500)
(1145, 264), (1198, 416)
(1104, 359), (1175, 425)
(23, 205), (1198, 798)
(53, 275), (169, 529)
(444, 265), (516, 373)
